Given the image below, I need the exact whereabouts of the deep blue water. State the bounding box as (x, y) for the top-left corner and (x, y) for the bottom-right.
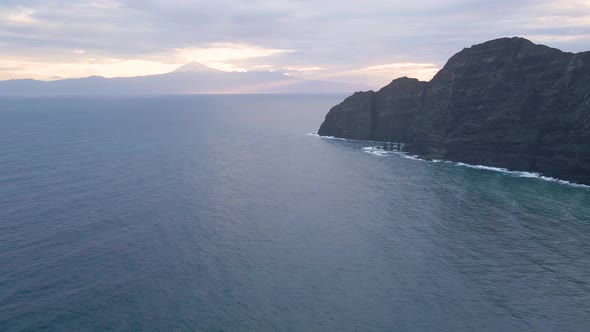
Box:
(1, 95), (590, 331)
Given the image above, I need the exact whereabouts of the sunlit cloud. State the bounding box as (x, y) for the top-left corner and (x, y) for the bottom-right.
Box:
(283, 66), (325, 72)
(0, 0), (589, 86)
(175, 44), (294, 72)
(0, 43), (296, 80)
(1, 7), (37, 25)
(0, 58), (179, 81)
(362, 63), (439, 72)
(292, 62), (440, 87)
(356, 63), (440, 83)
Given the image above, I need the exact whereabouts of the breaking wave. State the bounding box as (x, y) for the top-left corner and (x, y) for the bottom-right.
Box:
(453, 162), (590, 188)
(307, 132), (589, 189)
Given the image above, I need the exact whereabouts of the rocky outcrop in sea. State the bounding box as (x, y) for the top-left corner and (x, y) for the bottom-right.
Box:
(318, 37), (590, 185)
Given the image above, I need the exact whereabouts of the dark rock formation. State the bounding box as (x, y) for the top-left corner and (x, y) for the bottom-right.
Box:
(318, 37), (590, 185)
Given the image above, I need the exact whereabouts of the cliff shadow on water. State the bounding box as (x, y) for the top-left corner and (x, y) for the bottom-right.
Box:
(318, 37), (590, 186)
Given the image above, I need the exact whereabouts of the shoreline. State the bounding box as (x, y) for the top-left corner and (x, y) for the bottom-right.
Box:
(309, 132), (590, 190)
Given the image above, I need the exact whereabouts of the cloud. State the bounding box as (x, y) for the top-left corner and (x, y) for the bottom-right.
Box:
(0, 43), (292, 80)
(521, 34), (590, 43)
(0, 6), (37, 25)
(0, 0), (589, 87)
(175, 44), (293, 72)
(288, 62), (440, 87)
(283, 66), (325, 72)
(358, 63), (441, 82)
(363, 63), (439, 72)
(0, 58), (178, 81)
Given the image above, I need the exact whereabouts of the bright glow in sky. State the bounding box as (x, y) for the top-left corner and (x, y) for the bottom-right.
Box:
(175, 44), (293, 72)
(0, 0), (589, 88)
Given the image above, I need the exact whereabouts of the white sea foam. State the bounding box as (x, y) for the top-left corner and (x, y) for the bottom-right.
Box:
(309, 133), (350, 141)
(307, 132), (348, 140)
(455, 163), (509, 172)
(362, 146), (428, 161)
(307, 133), (588, 189)
(536, 176), (590, 188)
(401, 154), (426, 161)
(453, 163), (590, 188)
(307, 132), (391, 144)
(324, 136), (350, 141)
(362, 147), (391, 156)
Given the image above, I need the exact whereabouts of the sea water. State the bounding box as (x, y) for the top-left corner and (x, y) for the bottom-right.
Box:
(1, 94), (590, 330)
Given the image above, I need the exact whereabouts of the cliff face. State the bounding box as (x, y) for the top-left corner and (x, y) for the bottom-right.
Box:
(318, 37), (590, 185)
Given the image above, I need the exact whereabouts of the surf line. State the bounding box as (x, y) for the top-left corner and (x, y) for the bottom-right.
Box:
(307, 132), (590, 189)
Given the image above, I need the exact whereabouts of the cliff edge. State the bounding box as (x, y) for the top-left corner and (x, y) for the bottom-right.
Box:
(318, 37), (590, 185)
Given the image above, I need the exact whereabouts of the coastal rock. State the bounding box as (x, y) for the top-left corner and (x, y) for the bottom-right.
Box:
(318, 37), (590, 185)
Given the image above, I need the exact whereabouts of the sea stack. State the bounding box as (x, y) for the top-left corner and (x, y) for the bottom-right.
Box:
(318, 37), (590, 185)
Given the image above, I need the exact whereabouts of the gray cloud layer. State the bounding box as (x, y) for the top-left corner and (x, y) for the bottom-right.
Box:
(1, 0), (589, 86)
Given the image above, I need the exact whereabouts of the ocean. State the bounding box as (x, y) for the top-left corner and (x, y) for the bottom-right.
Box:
(1, 94), (589, 330)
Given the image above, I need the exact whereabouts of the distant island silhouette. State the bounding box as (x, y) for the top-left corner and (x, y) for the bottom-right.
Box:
(0, 62), (366, 96)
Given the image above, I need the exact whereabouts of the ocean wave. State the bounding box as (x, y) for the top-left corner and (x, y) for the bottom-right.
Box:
(374, 147), (588, 188)
(453, 163), (590, 188)
(402, 155), (427, 161)
(454, 163), (510, 172)
(361, 147), (427, 161)
(362, 147), (391, 156)
(307, 132), (351, 141)
(308, 133), (588, 189)
(307, 132), (392, 144)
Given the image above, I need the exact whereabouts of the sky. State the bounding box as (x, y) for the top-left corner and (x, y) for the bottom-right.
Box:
(1, 0), (589, 88)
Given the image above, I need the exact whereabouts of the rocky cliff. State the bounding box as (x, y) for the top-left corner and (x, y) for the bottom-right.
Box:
(318, 37), (590, 185)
